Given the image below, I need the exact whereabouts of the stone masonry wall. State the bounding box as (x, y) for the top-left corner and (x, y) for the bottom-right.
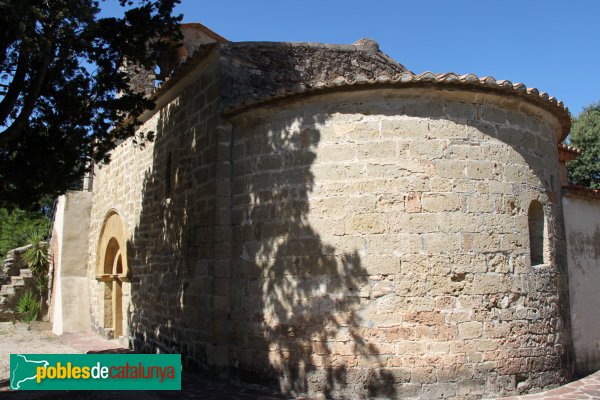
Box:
(88, 50), (572, 397)
(227, 88), (571, 399)
(87, 54), (228, 369)
(87, 120), (153, 337)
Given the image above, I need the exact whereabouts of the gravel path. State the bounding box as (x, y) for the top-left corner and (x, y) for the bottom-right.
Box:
(0, 323), (79, 384)
(0, 323), (286, 399)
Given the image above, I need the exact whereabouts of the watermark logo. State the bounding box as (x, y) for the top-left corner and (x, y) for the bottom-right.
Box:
(10, 354), (181, 390)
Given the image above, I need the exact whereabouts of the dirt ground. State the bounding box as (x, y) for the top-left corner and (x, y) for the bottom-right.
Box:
(1, 323), (598, 399)
(0, 323), (79, 384)
(0, 322), (286, 399)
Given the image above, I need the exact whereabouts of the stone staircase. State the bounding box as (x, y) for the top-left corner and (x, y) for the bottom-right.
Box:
(0, 245), (36, 321)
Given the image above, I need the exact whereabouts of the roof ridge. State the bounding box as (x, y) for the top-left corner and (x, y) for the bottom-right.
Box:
(180, 23), (229, 43)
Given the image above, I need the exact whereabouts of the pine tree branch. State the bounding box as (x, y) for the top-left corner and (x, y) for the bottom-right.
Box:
(0, 47), (28, 125)
(0, 43), (52, 146)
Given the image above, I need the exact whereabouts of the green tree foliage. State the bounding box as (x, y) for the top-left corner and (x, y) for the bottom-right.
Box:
(0, 207), (48, 260)
(0, 0), (182, 208)
(568, 103), (600, 189)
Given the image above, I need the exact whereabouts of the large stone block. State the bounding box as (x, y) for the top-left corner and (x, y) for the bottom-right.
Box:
(458, 321), (483, 339)
(421, 193), (462, 212)
(381, 118), (429, 139)
(409, 140), (447, 159)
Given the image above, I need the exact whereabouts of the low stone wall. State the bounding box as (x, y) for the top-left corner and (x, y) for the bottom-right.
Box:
(0, 245), (35, 321)
(0, 245), (29, 281)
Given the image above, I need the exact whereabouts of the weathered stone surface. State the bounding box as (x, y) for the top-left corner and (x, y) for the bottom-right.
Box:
(83, 41), (571, 399)
(0, 246), (35, 322)
(218, 40), (409, 111)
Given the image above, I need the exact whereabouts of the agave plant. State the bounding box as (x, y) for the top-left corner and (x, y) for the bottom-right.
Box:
(22, 229), (49, 278)
(16, 290), (40, 323)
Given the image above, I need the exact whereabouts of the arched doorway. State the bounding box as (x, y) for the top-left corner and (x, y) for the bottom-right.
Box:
(96, 211), (129, 339)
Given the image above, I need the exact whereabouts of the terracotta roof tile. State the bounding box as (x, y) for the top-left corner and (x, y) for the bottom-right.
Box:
(224, 71), (571, 140)
(557, 143), (581, 162)
(563, 185), (600, 200)
(139, 30), (571, 141)
(558, 143), (581, 154)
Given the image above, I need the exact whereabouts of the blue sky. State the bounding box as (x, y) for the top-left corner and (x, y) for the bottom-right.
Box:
(104, 1), (600, 116)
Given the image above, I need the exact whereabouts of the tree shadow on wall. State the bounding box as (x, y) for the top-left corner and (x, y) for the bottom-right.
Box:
(229, 113), (395, 397)
(126, 83), (396, 398)
(126, 90), (222, 369)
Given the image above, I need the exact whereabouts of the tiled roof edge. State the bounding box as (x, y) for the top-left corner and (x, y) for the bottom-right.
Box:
(223, 71), (571, 140)
(558, 143), (581, 155)
(563, 185), (600, 201)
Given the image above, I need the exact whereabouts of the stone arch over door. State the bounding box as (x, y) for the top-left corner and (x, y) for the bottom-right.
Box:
(96, 210), (130, 339)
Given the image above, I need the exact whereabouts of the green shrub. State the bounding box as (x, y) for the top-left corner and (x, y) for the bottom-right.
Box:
(35, 275), (48, 295)
(16, 290), (40, 323)
(568, 103), (600, 188)
(0, 207), (49, 261)
(22, 229), (49, 278)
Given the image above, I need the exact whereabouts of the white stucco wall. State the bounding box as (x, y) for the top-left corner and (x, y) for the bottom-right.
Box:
(51, 191), (93, 334)
(564, 193), (600, 375)
(51, 195), (66, 334)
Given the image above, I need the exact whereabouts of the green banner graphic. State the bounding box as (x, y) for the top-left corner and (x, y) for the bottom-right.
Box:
(10, 354), (181, 390)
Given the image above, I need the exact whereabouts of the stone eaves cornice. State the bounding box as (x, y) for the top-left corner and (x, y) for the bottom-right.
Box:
(558, 143), (581, 162)
(223, 71), (571, 141)
(563, 185), (600, 201)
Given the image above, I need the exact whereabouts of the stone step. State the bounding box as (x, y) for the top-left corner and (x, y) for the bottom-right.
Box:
(0, 285), (15, 296)
(0, 295), (7, 305)
(11, 276), (25, 286)
(20, 269), (32, 278)
(29, 321), (51, 331)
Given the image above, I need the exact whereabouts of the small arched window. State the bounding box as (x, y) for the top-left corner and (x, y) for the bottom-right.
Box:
(528, 200), (547, 265)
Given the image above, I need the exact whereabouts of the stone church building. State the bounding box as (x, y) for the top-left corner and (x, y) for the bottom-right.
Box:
(47, 24), (600, 399)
